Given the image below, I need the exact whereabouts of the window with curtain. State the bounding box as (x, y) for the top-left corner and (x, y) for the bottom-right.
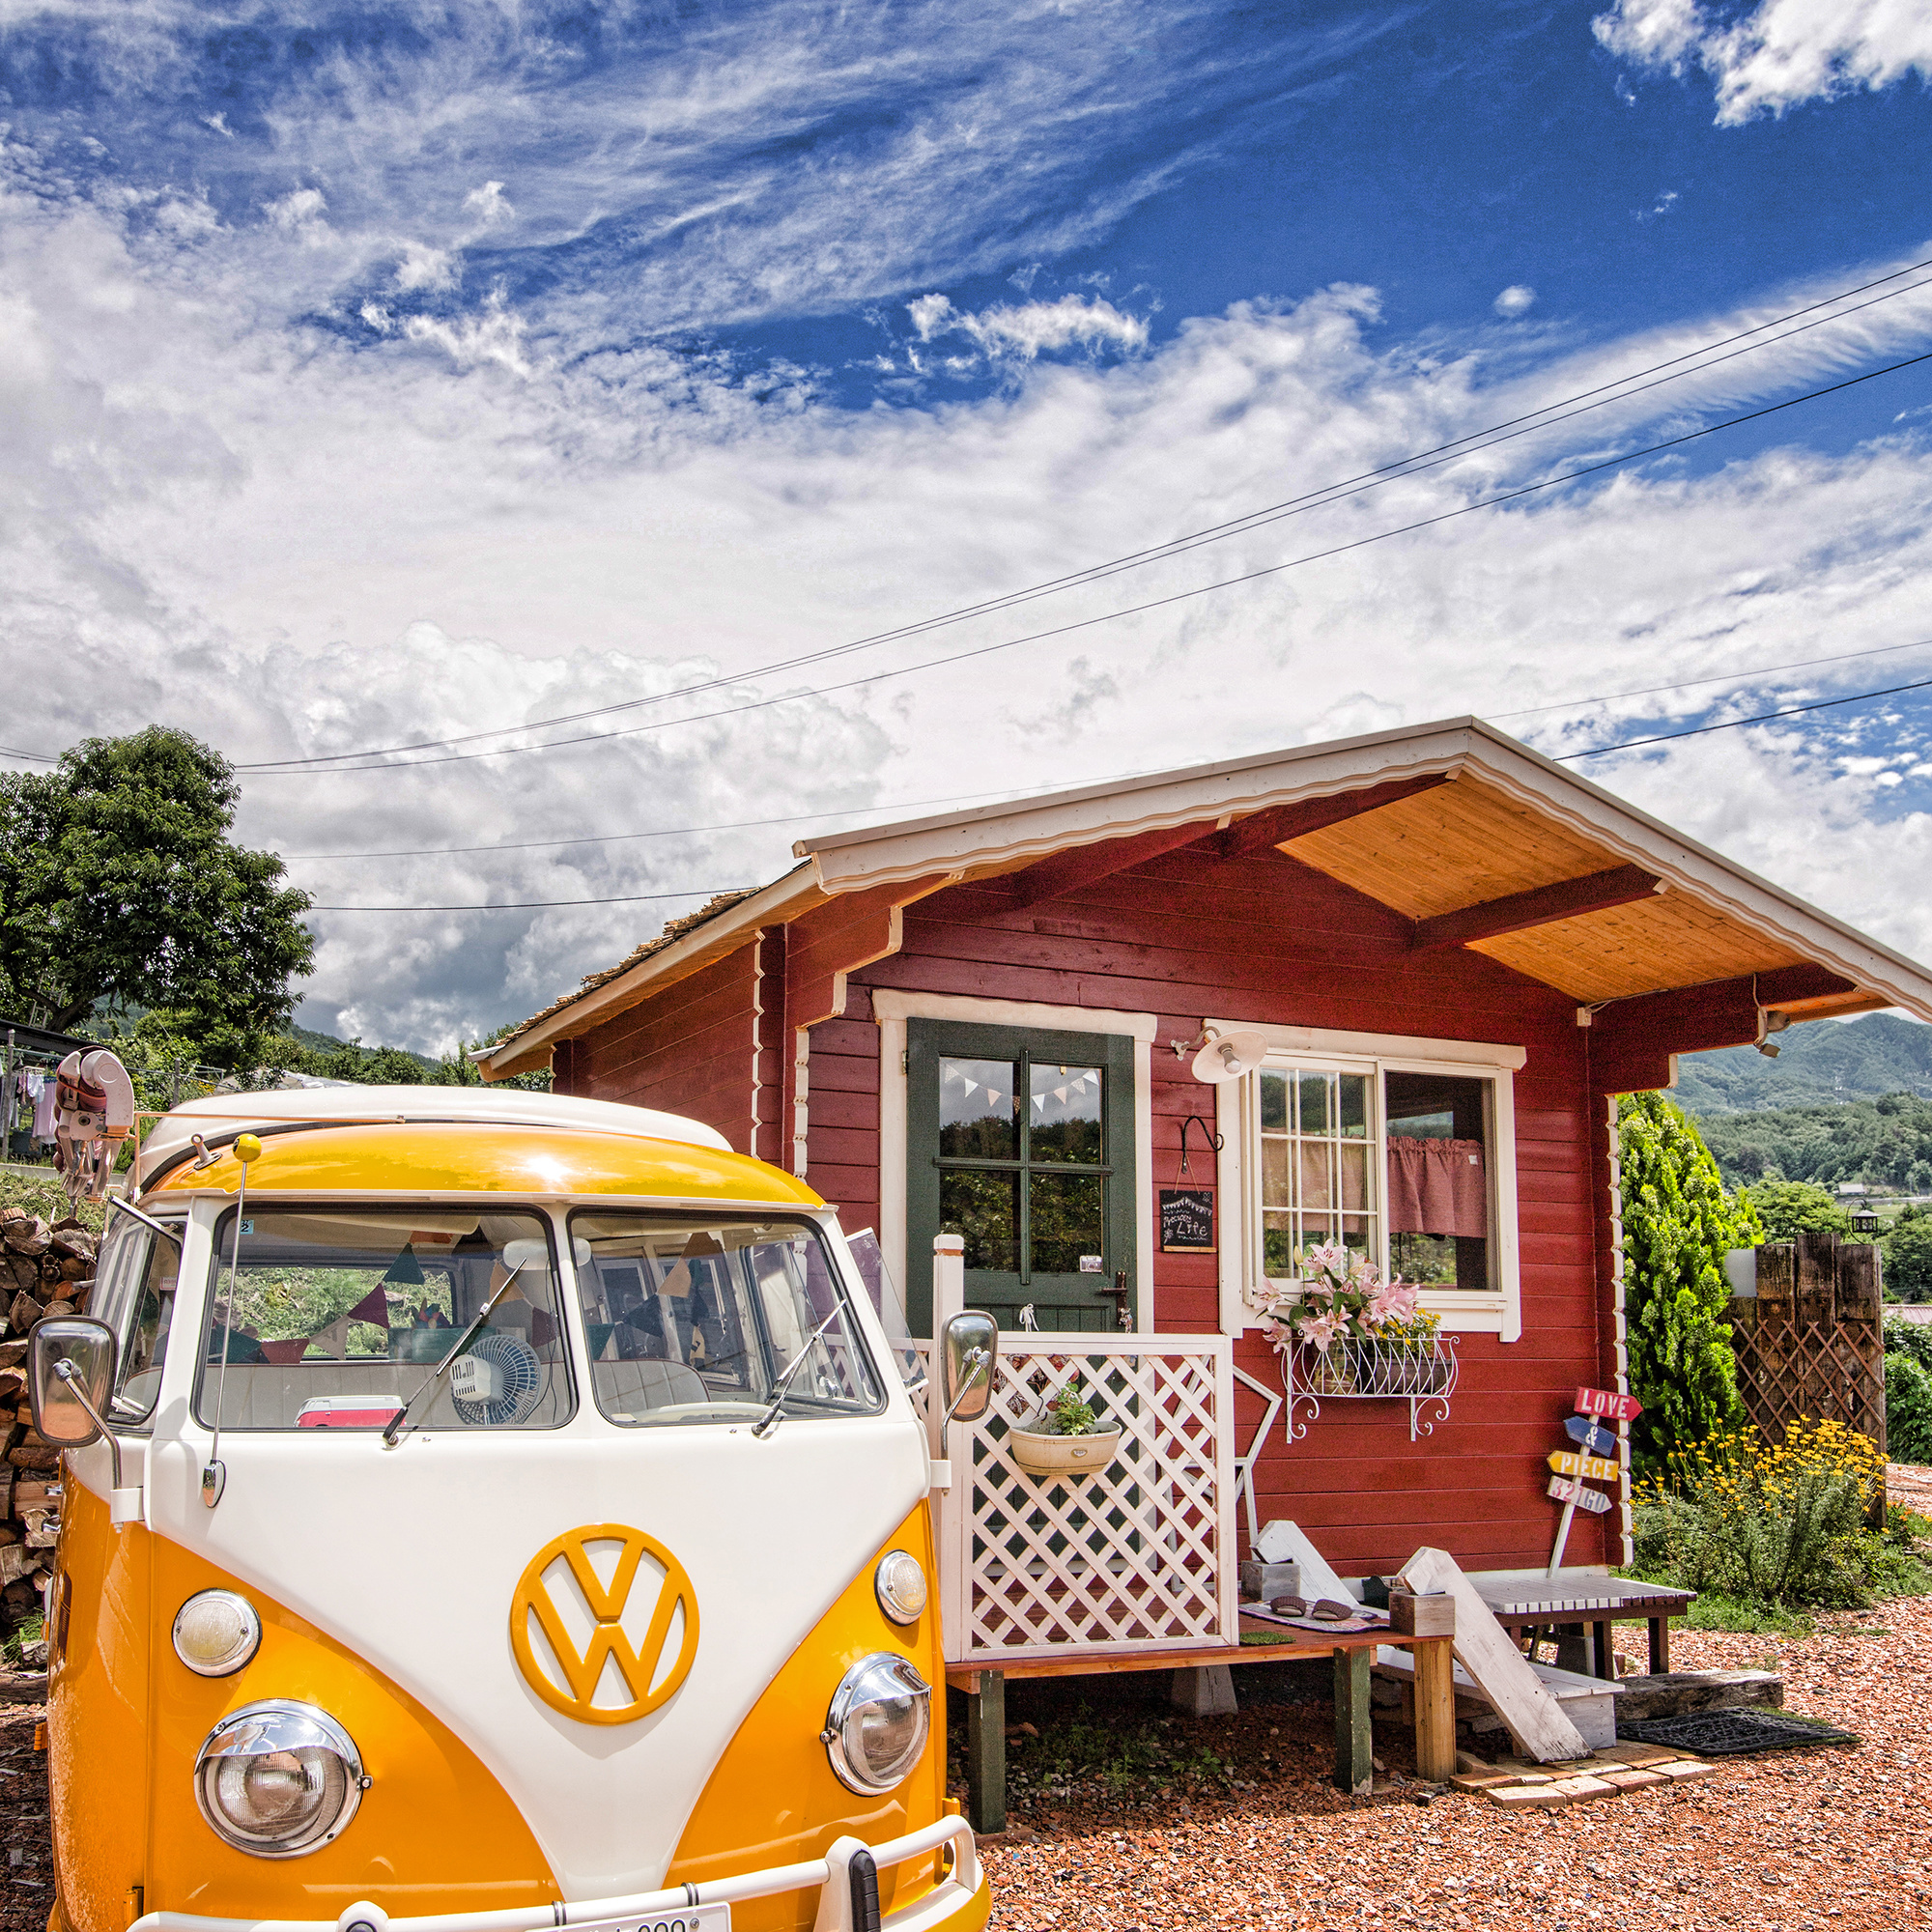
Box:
(1253, 1061), (1496, 1294)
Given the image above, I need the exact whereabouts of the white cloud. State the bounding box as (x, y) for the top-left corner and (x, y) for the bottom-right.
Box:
(906, 292), (1149, 361)
(6, 186), (1932, 1051)
(394, 241), (457, 292)
(264, 186), (329, 242)
(1493, 285), (1537, 317)
(1595, 0), (1932, 123)
(464, 181), (512, 226)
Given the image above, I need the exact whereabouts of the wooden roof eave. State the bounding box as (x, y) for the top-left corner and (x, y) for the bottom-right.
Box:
(792, 716), (1932, 1027)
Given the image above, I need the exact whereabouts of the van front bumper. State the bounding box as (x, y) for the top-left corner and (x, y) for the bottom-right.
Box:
(128, 1815), (987, 1932)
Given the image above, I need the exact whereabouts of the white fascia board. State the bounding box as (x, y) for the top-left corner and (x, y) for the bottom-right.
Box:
(477, 866), (824, 1078)
(796, 714), (1932, 1023)
(795, 718), (1480, 890)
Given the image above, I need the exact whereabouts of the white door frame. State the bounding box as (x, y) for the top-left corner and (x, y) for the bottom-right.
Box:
(869, 989), (1159, 1333)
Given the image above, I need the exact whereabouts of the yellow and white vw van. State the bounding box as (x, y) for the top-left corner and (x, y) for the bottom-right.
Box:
(30, 1090), (990, 1932)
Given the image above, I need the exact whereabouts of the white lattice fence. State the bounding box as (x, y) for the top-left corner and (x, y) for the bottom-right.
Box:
(926, 1335), (1236, 1665)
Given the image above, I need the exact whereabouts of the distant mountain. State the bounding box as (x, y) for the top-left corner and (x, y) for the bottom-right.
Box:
(290, 1024), (440, 1075)
(1674, 1012), (1932, 1115)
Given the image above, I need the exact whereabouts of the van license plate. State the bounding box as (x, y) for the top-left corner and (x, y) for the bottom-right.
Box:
(573, 1908), (729, 1932)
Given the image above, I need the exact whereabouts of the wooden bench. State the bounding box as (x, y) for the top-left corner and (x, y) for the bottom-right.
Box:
(945, 1616), (1454, 1832)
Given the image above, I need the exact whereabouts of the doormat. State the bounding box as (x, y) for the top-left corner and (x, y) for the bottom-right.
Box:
(1619, 1709), (1858, 1756)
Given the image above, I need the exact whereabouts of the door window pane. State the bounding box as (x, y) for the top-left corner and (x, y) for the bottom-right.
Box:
(1029, 1173), (1103, 1274)
(1029, 1064), (1102, 1163)
(941, 1169), (1019, 1271)
(940, 1058), (1018, 1158)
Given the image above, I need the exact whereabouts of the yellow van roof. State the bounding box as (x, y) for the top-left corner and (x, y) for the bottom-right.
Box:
(140, 1096), (819, 1208)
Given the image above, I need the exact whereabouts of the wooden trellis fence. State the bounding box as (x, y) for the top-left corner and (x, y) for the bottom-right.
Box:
(1727, 1231), (1885, 1455)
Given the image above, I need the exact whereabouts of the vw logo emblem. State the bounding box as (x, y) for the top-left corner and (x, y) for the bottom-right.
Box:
(510, 1524), (699, 1725)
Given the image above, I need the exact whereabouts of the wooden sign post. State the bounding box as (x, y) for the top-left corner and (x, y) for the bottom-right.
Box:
(1547, 1389), (1638, 1575)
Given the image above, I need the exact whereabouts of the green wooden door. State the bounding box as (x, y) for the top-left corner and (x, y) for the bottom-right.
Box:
(906, 1019), (1137, 1335)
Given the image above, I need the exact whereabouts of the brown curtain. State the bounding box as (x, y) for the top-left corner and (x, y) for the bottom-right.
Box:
(1386, 1137), (1487, 1237)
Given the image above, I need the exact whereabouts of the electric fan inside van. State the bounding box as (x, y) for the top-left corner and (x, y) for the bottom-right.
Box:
(448, 1331), (543, 1425)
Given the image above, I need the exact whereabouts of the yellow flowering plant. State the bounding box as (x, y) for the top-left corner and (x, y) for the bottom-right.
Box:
(1632, 1417), (1910, 1608)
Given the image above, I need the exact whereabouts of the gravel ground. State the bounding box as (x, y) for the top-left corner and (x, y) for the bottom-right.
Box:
(0, 1703), (48, 1932)
(966, 1592), (1932, 1932)
(4, 1569), (1929, 1931)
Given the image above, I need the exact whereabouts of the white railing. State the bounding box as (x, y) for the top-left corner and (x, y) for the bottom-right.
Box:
(923, 1335), (1237, 1665)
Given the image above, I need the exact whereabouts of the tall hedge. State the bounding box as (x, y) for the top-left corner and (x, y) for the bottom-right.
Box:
(1619, 1091), (1763, 1477)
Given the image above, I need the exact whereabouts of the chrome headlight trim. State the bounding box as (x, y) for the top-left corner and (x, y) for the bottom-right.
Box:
(192, 1700), (366, 1858)
(172, 1590), (263, 1677)
(821, 1652), (932, 1795)
(873, 1549), (928, 1626)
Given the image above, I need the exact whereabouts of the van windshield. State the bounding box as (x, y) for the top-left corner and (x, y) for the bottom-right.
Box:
(570, 1212), (882, 1428)
(195, 1208), (573, 1432)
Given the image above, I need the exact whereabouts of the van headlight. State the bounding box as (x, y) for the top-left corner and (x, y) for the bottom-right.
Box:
(821, 1653), (931, 1794)
(193, 1702), (367, 1858)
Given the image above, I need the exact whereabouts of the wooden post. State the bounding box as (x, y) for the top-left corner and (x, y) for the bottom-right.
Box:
(965, 1668), (1005, 1834)
(1409, 1635), (1456, 1782)
(1333, 1645), (1374, 1795)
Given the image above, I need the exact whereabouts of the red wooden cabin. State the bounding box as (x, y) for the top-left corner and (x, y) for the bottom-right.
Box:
(480, 718), (1932, 1580)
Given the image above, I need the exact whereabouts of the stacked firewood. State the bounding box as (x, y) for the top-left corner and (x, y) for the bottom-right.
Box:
(0, 1207), (97, 1633)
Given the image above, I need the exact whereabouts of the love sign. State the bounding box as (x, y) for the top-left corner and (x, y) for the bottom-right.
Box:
(1548, 1449), (1619, 1482)
(1547, 1474), (1612, 1515)
(1575, 1385), (1641, 1423)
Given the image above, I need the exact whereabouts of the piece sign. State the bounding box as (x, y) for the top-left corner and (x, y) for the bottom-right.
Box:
(1547, 1475), (1612, 1515)
(1563, 1414), (1617, 1457)
(1548, 1449), (1619, 1482)
(1574, 1385), (1641, 1423)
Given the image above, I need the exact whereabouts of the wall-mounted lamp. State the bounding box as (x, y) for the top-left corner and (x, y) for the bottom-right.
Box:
(1171, 1025), (1269, 1084)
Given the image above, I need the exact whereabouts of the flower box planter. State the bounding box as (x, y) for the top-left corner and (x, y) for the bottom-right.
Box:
(1008, 1425), (1123, 1477)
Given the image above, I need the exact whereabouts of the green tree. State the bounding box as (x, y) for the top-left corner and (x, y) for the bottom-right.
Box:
(1883, 1205), (1932, 1303)
(1742, 1178), (1853, 1239)
(0, 727), (313, 1065)
(1619, 1091), (1762, 1477)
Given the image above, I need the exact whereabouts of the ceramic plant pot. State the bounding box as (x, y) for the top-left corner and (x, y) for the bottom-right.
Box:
(1008, 1425), (1123, 1477)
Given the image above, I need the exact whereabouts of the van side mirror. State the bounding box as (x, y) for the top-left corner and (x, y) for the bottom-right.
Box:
(939, 1311), (998, 1435)
(28, 1319), (117, 1448)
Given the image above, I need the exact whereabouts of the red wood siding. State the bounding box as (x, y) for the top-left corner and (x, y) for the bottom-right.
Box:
(562, 947), (759, 1155)
(559, 836), (1637, 1580)
(852, 845), (1618, 1577)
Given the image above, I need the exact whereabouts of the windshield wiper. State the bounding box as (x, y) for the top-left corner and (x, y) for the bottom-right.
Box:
(751, 1307), (842, 1441)
(383, 1261), (526, 1447)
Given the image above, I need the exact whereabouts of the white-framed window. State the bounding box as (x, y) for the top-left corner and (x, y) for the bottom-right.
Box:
(1213, 1022), (1525, 1343)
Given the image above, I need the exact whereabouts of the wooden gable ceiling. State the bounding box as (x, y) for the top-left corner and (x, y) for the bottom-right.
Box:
(1282, 776), (1814, 1004)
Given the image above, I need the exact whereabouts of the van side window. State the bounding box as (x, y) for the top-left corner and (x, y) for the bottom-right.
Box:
(90, 1219), (182, 1429)
(571, 1214), (882, 1429)
(193, 1208), (574, 1432)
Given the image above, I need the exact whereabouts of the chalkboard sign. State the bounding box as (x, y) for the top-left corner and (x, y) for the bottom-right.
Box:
(1159, 1188), (1215, 1253)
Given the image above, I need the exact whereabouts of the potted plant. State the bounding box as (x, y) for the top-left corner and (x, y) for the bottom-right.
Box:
(1243, 1243), (1451, 1395)
(1008, 1384), (1123, 1477)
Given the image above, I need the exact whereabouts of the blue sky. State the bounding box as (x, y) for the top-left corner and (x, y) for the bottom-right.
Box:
(3, 1), (1932, 1049)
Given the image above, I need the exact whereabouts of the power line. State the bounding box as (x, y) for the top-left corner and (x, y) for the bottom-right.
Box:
(309, 888), (749, 913)
(287, 631), (1932, 863)
(1558, 674), (1932, 759)
(314, 673), (1932, 911)
(236, 257), (1932, 774)
(242, 345), (1932, 776)
(1492, 633), (1932, 722)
